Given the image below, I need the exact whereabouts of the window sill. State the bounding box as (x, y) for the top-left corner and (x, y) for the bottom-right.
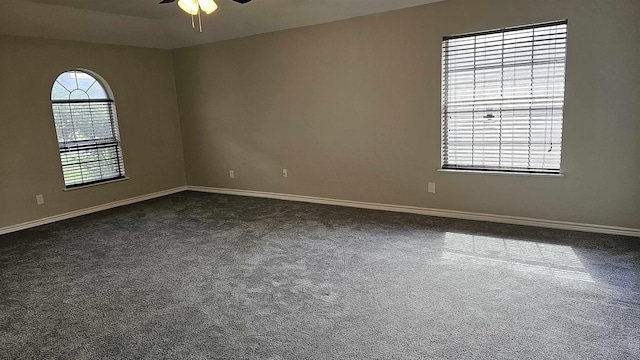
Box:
(437, 169), (564, 177)
(63, 177), (130, 191)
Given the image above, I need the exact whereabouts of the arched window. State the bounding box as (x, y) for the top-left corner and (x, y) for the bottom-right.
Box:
(51, 70), (125, 188)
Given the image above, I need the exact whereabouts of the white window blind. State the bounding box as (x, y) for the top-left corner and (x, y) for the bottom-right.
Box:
(441, 20), (567, 174)
(51, 70), (125, 187)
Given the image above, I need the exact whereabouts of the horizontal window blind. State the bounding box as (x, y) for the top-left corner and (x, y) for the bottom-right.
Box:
(441, 20), (567, 173)
(52, 100), (125, 187)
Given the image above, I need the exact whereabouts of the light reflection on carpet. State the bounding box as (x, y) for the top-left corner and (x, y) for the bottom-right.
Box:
(442, 232), (594, 283)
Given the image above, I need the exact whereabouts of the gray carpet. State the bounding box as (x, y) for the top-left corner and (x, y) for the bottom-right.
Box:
(1, 191), (639, 359)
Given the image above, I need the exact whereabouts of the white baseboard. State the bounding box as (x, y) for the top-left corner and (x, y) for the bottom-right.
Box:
(0, 186), (188, 236)
(187, 186), (640, 238)
(3, 185), (638, 238)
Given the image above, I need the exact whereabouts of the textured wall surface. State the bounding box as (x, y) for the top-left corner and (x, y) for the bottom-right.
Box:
(0, 35), (186, 228)
(1, 0), (638, 231)
(173, 0), (640, 229)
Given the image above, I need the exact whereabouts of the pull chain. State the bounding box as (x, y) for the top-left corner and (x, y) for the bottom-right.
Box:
(187, 6), (204, 32)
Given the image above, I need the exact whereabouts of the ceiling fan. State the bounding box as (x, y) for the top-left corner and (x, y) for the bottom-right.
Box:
(159, 0), (253, 10)
(160, 0), (252, 31)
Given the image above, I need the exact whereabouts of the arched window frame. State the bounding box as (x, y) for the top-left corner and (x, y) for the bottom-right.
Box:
(51, 69), (126, 188)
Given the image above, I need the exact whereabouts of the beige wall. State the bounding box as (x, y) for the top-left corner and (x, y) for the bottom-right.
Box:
(172, 0), (640, 230)
(0, 35), (186, 228)
(1, 0), (637, 232)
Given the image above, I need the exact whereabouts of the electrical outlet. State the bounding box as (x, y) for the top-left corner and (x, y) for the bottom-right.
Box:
(229, 170), (235, 179)
(282, 169), (288, 178)
(428, 182), (436, 193)
(36, 194), (44, 205)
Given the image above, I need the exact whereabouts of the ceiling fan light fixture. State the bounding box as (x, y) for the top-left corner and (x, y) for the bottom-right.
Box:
(199, 0), (218, 15)
(178, 0), (199, 15)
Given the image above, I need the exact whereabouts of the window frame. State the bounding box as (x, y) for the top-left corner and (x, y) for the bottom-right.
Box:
(440, 20), (568, 175)
(50, 69), (126, 189)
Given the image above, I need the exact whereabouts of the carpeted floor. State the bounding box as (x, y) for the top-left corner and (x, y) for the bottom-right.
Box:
(1, 191), (639, 359)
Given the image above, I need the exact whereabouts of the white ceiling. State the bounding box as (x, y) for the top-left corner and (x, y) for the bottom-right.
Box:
(0, 0), (444, 49)
(22, 0), (184, 19)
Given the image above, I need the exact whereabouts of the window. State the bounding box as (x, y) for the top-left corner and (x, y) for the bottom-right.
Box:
(441, 20), (567, 174)
(51, 70), (125, 188)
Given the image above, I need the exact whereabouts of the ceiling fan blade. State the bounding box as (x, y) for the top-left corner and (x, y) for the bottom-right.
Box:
(231, 0), (253, 3)
(159, 0), (175, 4)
